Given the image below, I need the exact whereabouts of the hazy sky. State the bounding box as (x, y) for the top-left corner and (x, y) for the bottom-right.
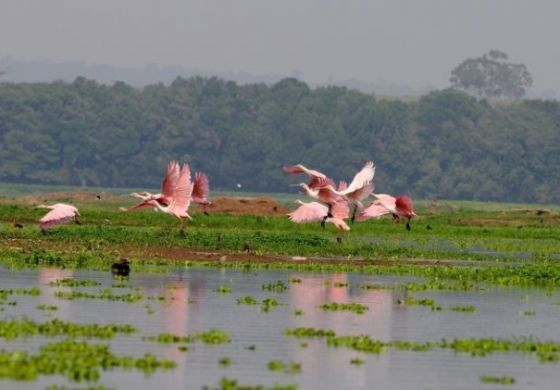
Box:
(1, 0), (559, 93)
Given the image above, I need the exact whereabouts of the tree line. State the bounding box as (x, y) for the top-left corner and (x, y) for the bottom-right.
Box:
(0, 76), (559, 203)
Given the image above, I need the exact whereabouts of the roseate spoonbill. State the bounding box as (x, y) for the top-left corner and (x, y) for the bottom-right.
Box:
(283, 164), (335, 189)
(323, 161), (375, 221)
(122, 161), (180, 211)
(192, 172), (211, 215)
(288, 200), (350, 242)
(37, 203), (80, 232)
(147, 163), (194, 237)
(357, 194), (416, 230)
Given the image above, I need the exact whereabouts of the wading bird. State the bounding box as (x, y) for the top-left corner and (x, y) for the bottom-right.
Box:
(192, 172), (211, 215)
(37, 203), (80, 232)
(357, 194), (416, 230)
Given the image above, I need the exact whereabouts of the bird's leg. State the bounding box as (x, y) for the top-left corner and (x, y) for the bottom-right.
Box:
(203, 204), (210, 216)
(74, 216), (81, 225)
(392, 214), (400, 223)
(321, 204), (333, 229)
(179, 219), (186, 238)
(41, 228), (48, 236)
(336, 230), (344, 244)
(351, 204), (358, 224)
(406, 218), (411, 231)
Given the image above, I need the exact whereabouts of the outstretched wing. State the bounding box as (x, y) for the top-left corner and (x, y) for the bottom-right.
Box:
(169, 163), (194, 215)
(341, 161), (375, 196)
(39, 204), (78, 229)
(161, 161), (180, 199)
(283, 164), (327, 179)
(355, 202), (390, 222)
(373, 193), (397, 213)
(192, 172), (210, 203)
(288, 201), (328, 223)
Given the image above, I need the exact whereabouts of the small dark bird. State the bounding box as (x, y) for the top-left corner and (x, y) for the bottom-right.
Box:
(426, 225), (432, 230)
(111, 257), (130, 277)
(12, 218), (23, 229)
(243, 242), (253, 253)
(273, 206), (278, 212)
(96, 194), (102, 200)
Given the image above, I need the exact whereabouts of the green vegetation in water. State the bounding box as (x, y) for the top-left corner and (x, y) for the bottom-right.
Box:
(261, 298), (281, 313)
(178, 345), (188, 352)
(285, 328), (335, 338)
(289, 278), (302, 284)
(0, 339), (175, 382)
(450, 305), (477, 313)
(333, 282), (349, 288)
(398, 296), (442, 311)
(36, 304), (58, 312)
(0, 287), (41, 300)
(289, 329), (560, 363)
(215, 285), (232, 294)
(318, 302), (368, 314)
(54, 289), (143, 302)
(293, 309), (304, 316)
(0, 318), (136, 340)
(358, 283), (391, 290)
(143, 329), (230, 345)
(237, 295), (258, 305)
(262, 281), (288, 293)
(219, 357), (232, 367)
(46, 385), (116, 390)
(402, 280), (478, 292)
(48, 278), (100, 287)
(479, 375), (516, 385)
(203, 377), (298, 390)
(350, 358), (364, 366)
(521, 310), (536, 316)
(267, 360), (301, 375)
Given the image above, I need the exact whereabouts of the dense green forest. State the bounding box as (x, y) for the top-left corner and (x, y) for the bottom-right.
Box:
(0, 77), (559, 203)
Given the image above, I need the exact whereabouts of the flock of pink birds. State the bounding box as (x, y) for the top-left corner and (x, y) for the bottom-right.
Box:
(36, 160), (415, 238)
(284, 161), (416, 236)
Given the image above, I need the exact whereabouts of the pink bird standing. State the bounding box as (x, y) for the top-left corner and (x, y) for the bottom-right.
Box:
(357, 193), (417, 230)
(37, 203), (80, 232)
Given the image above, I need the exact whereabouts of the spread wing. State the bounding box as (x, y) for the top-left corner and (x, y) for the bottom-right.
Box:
(192, 172), (210, 203)
(288, 201), (328, 223)
(161, 161), (180, 199)
(374, 194), (397, 213)
(169, 163), (193, 215)
(355, 203), (391, 222)
(283, 164), (327, 179)
(340, 161), (375, 196)
(39, 204), (78, 229)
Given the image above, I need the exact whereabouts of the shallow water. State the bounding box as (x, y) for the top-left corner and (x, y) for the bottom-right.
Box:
(1, 266), (560, 389)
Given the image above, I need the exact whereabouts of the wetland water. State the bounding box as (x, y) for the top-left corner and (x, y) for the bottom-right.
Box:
(1, 266), (560, 389)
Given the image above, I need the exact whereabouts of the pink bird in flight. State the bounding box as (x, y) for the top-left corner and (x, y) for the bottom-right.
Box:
(357, 193), (416, 230)
(37, 203), (80, 233)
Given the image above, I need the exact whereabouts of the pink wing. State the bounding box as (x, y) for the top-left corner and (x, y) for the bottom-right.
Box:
(39, 204), (78, 229)
(288, 201), (328, 223)
(317, 186), (344, 205)
(346, 182), (374, 202)
(337, 181), (348, 191)
(169, 163), (193, 216)
(355, 203), (390, 222)
(331, 201), (350, 220)
(121, 200), (154, 212)
(192, 172), (210, 203)
(283, 164), (327, 179)
(309, 176), (335, 190)
(161, 161), (180, 199)
(341, 161), (375, 196)
(374, 194), (397, 212)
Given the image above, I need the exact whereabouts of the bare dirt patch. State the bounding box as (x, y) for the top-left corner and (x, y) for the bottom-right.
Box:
(204, 196), (288, 216)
